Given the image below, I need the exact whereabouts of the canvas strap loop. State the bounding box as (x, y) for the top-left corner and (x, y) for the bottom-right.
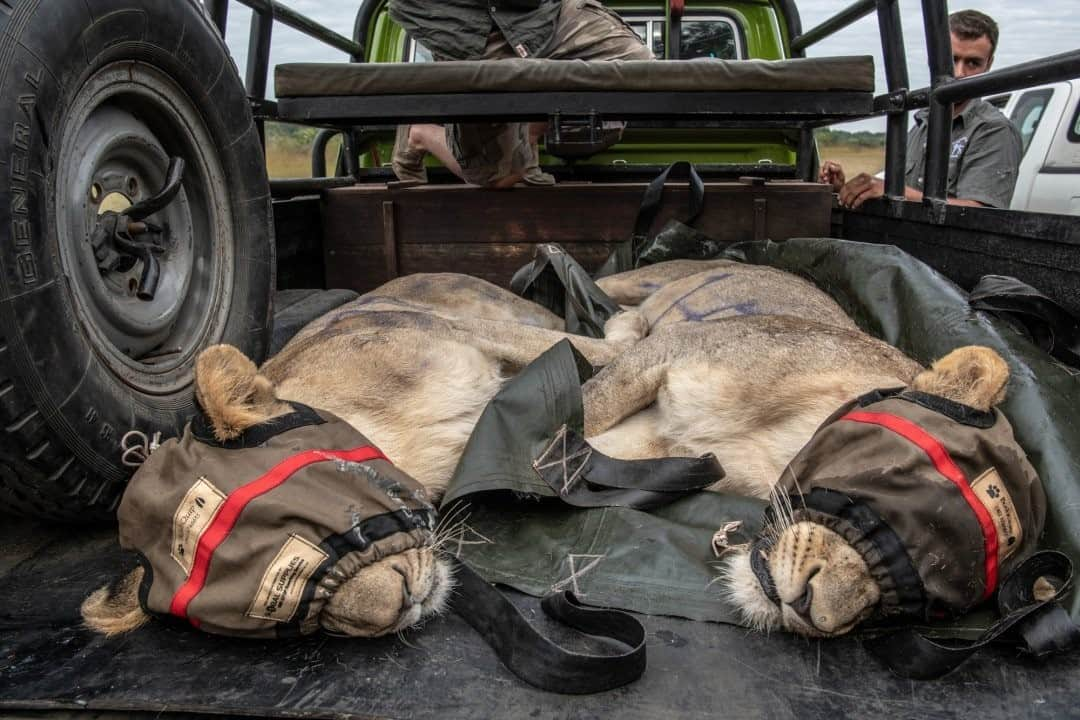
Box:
(447, 557), (646, 694)
(865, 551), (1080, 679)
(532, 424), (723, 509)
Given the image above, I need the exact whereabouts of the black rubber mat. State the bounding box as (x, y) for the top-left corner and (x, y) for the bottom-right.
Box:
(2, 519), (1079, 719)
(271, 288), (359, 356)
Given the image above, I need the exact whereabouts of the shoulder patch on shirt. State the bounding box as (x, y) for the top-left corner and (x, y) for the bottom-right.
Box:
(950, 137), (969, 159)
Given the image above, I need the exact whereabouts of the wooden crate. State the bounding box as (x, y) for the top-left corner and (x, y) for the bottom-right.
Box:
(321, 180), (832, 293)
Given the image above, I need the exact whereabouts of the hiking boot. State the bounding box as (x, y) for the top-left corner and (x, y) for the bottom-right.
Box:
(521, 142), (555, 186)
(391, 124), (428, 183)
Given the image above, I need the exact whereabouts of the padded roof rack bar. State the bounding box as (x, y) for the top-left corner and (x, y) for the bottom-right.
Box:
(276, 91), (873, 127)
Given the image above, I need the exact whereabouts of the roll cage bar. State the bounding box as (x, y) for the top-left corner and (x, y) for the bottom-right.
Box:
(206, 0), (1080, 214)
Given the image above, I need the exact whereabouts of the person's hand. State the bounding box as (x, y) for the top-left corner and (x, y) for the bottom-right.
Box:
(838, 173), (885, 209)
(819, 160), (846, 192)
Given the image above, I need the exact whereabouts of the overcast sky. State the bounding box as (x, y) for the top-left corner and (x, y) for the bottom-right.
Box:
(222, 1), (1079, 131)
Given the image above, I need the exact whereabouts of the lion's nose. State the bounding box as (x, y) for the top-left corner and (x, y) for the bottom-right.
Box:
(788, 565), (819, 621)
(789, 584), (813, 619)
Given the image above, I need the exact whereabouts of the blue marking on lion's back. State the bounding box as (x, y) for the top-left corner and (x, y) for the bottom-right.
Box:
(654, 272), (733, 324)
(700, 300), (760, 320)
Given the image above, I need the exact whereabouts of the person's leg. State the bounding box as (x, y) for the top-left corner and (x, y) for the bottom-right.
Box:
(447, 121), (530, 188)
(390, 124), (428, 183)
(547, 0), (655, 62)
(407, 124), (466, 179)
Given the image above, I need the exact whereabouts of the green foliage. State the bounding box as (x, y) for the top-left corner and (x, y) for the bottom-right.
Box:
(815, 128), (885, 148)
(265, 122), (321, 152)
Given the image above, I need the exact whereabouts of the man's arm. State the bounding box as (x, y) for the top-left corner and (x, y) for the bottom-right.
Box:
(838, 175), (989, 209)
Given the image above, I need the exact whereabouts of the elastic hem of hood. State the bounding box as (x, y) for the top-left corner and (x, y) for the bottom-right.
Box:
(793, 488), (927, 620)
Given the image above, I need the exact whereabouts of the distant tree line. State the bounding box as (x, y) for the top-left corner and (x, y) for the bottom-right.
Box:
(266, 122), (321, 151)
(815, 128), (886, 147)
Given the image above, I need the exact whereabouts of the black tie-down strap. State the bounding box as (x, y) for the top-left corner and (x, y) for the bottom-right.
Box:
(969, 274), (1080, 369)
(532, 425), (724, 509)
(447, 557), (646, 694)
(596, 161), (706, 277)
(510, 243), (623, 338)
(865, 551), (1080, 680)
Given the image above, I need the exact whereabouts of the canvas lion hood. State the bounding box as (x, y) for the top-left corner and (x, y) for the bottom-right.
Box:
(758, 386), (1046, 621)
(117, 403), (437, 638)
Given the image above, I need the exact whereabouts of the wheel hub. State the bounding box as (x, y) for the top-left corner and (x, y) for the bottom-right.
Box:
(55, 61), (235, 393)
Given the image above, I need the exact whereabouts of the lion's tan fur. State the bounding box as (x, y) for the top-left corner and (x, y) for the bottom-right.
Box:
(258, 308), (633, 496)
(722, 523), (880, 637)
(81, 566), (150, 636)
(321, 548), (453, 637)
(291, 272), (563, 346)
(910, 345), (1009, 410)
(596, 259), (736, 306)
(584, 317), (920, 497)
(195, 345), (293, 441)
(634, 265), (857, 332)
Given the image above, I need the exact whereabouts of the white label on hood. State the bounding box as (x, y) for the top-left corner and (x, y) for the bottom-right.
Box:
(971, 467), (1023, 562)
(247, 534), (328, 623)
(171, 476), (227, 575)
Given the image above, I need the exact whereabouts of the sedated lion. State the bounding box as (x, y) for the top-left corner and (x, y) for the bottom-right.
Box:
(84, 265), (1027, 642)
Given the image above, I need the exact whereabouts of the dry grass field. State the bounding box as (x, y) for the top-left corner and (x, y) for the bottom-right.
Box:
(816, 142), (885, 178)
(266, 141), (342, 178)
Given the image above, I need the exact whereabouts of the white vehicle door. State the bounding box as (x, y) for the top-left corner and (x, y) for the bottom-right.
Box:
(1020, 81), (1080, 215)
(1006, 83), (1066, 211)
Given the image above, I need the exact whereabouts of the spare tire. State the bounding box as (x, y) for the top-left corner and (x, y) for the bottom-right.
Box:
(0, 0), (274, 521)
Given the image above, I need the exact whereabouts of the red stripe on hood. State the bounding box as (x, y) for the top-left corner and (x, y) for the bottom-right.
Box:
(841, 410), (998, 600)
(169, 445), (388, 622)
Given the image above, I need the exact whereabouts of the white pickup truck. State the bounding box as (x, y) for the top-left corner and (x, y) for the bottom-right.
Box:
(990, 79), (1080, 215)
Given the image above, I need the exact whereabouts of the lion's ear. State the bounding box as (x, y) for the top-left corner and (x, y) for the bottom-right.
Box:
(81, 568), (150, 636)
(909, 346), (1009, 411)
(195, 344), (288, 441)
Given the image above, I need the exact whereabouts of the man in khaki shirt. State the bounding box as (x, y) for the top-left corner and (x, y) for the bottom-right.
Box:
(821, 10), (1021, 209)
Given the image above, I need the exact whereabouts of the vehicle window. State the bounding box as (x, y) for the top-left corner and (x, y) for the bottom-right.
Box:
(1070, 99), (1080, 142)
(405, 17), (741, 62)
(409, 39), (434, 63)
(1009, 89), (1054, 157)
(680, 20), (738, 60)
(627, 20), (665, 58)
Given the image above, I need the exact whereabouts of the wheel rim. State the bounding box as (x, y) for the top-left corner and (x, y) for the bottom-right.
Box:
(56, 62), (235, 395)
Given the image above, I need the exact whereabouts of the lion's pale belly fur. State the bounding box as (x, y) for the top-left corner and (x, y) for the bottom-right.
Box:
(584, 317), (921, 498)
(591, 365), (906, 497)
